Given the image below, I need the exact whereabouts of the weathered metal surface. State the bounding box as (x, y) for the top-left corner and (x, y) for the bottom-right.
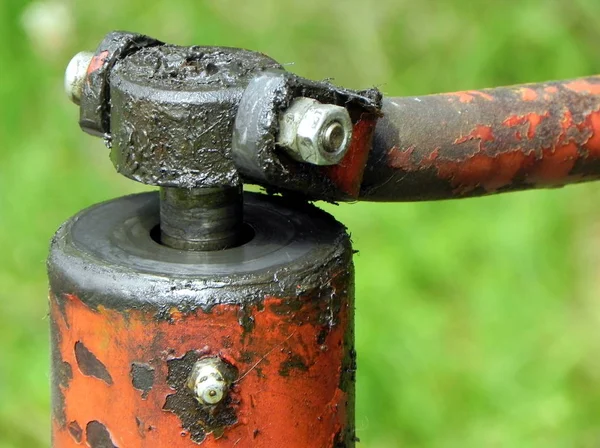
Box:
(109, 44), (281, 189)
(48, 192), (356, 447)
(360, 76), (600, 201)
(79, 31), (163, 137)
(232, 69), (382, 200)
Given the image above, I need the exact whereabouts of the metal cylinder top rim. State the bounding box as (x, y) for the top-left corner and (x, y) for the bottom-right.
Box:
(57, 191), (346, 277)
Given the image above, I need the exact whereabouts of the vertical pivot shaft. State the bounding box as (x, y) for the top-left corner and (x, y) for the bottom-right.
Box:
(159, 186), (244, 251)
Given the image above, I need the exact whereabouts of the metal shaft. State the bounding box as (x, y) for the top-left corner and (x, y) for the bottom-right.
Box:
(159, 186), (243, 251)
(360, 75), (600, 201)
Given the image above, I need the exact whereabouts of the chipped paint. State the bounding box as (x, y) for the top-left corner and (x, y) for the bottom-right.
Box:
(86, 50), (108, 76)
(131, 363), (155, 399)
(454, 125), (495, 148)
(502, 112), (549, 140)
(67, 421), (82, 444)
(519, 87), (538, 102)
(86, 421), (118, 448)
(324, 113), (379, 197)
(50, 282), (353, 447)
(74, 341), (113, 385)
(565, 78), (600, 95)
(444, 90), (495, 103)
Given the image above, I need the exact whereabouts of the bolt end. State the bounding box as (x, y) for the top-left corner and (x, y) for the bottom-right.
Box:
(278, 97), (353, 166)
(65, 51), (93, 105)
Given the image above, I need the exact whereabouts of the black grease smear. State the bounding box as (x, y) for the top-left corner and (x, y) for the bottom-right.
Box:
(74, 341), (113, 385)
(232, 69), (382, 202)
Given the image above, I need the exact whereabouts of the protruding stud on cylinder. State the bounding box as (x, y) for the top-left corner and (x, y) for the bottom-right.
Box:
(187, 358), (232, 406)
(64, 51), (93, 105)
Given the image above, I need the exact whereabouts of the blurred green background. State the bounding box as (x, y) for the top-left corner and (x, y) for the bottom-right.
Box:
(2, 0), (600, 446)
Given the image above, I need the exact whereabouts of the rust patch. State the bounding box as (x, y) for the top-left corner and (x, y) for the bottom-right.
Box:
(74, 341), (113, 385)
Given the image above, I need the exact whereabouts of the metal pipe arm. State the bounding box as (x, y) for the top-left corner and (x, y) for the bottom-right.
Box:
(359, 76), (600, 201)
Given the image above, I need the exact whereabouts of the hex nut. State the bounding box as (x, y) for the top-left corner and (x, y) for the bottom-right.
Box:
(64, 51), (93, 105)
(277, 97), (353, 165)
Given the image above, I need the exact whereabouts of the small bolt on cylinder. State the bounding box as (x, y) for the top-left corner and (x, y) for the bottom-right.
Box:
(187, 358), (233, 406)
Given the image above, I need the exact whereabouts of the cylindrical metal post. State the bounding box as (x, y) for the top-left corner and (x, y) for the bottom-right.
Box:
(159, 186), (244, 251)
(48, 192), (355, 447)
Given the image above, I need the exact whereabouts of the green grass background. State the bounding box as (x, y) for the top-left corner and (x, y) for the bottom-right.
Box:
(2, 0), (600, 446)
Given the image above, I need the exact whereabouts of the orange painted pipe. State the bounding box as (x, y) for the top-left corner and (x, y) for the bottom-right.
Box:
(361, 76), (600, 201)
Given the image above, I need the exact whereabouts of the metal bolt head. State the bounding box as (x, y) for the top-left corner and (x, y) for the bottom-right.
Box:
(187, 358), (230, 405)
(277, 97), (353, 165)
(64, 51), (93, 105)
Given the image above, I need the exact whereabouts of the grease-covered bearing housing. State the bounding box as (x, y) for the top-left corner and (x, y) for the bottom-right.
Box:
(48, 192), (356, 447)
(109, 45), (281, 189)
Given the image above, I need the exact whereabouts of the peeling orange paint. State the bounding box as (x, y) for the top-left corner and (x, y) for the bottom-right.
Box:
(528, 142), (579, 184)
(502, 112), (549, 139)
(444, 90), (495, 103)
(454, 125), (495, 148)
(518, 87), (538, 101)
(564, 77), (600, 95)
(436, 151), (535, 193)
(51, 275), (352, 448)
(581, 111), (600, 157)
